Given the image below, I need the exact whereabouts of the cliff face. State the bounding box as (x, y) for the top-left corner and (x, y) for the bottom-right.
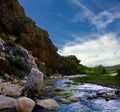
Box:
(0, 0), (59, 66)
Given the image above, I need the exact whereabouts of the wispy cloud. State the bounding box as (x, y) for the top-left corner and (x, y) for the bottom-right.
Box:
(71, 0), (120, 29)
(59, 33), (120, 67)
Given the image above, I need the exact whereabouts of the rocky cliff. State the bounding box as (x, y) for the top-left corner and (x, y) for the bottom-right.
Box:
(0, 0), (59, 66)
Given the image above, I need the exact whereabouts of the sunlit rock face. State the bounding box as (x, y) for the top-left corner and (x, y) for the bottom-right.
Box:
(0, 0), (59, 66)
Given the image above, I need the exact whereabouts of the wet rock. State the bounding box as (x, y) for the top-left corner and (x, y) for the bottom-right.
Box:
(0, 95), (17, 110)
(67, 96), (80, 102)
(17, 97), (35, 112)
(96, 90), (108, 96)
(99, 92), (118, 101)
(106, 93), (118, 100)
(26, 68), (43, 95)
(37, 99), (60, 110)
(60, 98), (71, 104)
(87, 94), (97, 99)
(3, 84), (24, 97)
(55, 87), (62, 92)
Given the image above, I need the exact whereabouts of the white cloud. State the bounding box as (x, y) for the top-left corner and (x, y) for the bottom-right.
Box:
(58, 33), (120, 67)
(71, 0), (120, 29)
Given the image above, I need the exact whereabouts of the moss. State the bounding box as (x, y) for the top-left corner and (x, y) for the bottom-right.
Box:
(57, 91), (73, 96)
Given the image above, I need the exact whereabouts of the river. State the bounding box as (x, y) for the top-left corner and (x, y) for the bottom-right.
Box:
(37, 79), (120, 112)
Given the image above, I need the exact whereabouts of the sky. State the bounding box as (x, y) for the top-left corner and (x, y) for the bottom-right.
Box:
(18, 0), (120, 67)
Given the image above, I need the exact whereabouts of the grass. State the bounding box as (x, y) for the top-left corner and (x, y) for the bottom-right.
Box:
(57, 91), (73, 96)
(71, 74), (120, 88)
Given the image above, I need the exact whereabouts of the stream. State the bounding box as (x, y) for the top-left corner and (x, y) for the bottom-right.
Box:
(39, 79), (120, 112)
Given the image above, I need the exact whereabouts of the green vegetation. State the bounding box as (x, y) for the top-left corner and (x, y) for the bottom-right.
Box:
(105, 64), (120, 73)
(71, 74), (120, 88)
(85, 65), (107, 75)
(116, 68), (120, 75)
(49, 55), (87, 75)
(36, 60), (53, 77)
(0, 57), (27, 78)
(0, 32), (15, 46)
(57, 91), (73, 96)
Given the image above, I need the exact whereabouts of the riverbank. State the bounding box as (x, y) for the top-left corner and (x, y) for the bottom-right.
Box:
(71, 74), (120, 89)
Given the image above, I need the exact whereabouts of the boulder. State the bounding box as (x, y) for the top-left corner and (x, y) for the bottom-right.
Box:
(60, 98), (71, 104)
(26, 68), (43, 95)
(17, 97), (35, 112)
(0, 95), (17, 110)
(37, 99), (60, 110)
(3, 84), (24, 97)
(67, 96), (80, 102)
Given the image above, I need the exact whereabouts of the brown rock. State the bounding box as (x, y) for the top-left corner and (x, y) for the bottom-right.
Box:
(37, 99), (60, 110)
(87, 94), (97, 99)
(67, 96), (80, 102)
(17, 97), (35, 112)
(60, 98), (71, 104)
(55, 87), (62, 92)
(3, 84), (24, 97)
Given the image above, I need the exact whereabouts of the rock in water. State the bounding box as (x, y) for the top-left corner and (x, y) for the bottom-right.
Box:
(17, 97), (35, 112)
(26, 68), (43, 95)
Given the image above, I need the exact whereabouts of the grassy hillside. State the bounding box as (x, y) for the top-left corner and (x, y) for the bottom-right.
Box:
(105, 64), (120, 73)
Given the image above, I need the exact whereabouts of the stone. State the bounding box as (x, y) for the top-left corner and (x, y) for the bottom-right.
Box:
(96, 90), (108, 96)
(55, 87), (62, 91)
(60, 98), (71, 104)
(26, 68), (43, 94)
(106, 93), (118, 99)
(37, 99), (60, 110)
(87, 94), (97, 99)
(17, 97), (35, 112)
(0, 82), (11, 88)
(0, 95), (17, 110)
(67, 96), (80, 102)
(3, 84), (24, 97)
(0, 79), (2, 82)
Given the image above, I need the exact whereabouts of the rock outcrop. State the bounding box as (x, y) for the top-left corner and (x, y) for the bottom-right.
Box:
(0, 0), (59, 67)
(0, 37), (37, 70)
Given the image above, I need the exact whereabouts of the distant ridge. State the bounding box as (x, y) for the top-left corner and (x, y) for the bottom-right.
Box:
(105, 64), (120, 73)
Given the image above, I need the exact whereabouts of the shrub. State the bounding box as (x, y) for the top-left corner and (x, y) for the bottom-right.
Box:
(0, 57), (28, 79)
(36, 60), (53, 76)
(0, 32), (8, 41)
(86, 65), (107, 75)
(116, 68), (120, 75)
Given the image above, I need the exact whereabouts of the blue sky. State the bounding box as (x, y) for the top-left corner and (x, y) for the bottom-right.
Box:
(18, 0), (120, 67)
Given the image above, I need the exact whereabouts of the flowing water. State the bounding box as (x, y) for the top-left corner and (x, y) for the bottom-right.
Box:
(37, 79), (120, 112)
